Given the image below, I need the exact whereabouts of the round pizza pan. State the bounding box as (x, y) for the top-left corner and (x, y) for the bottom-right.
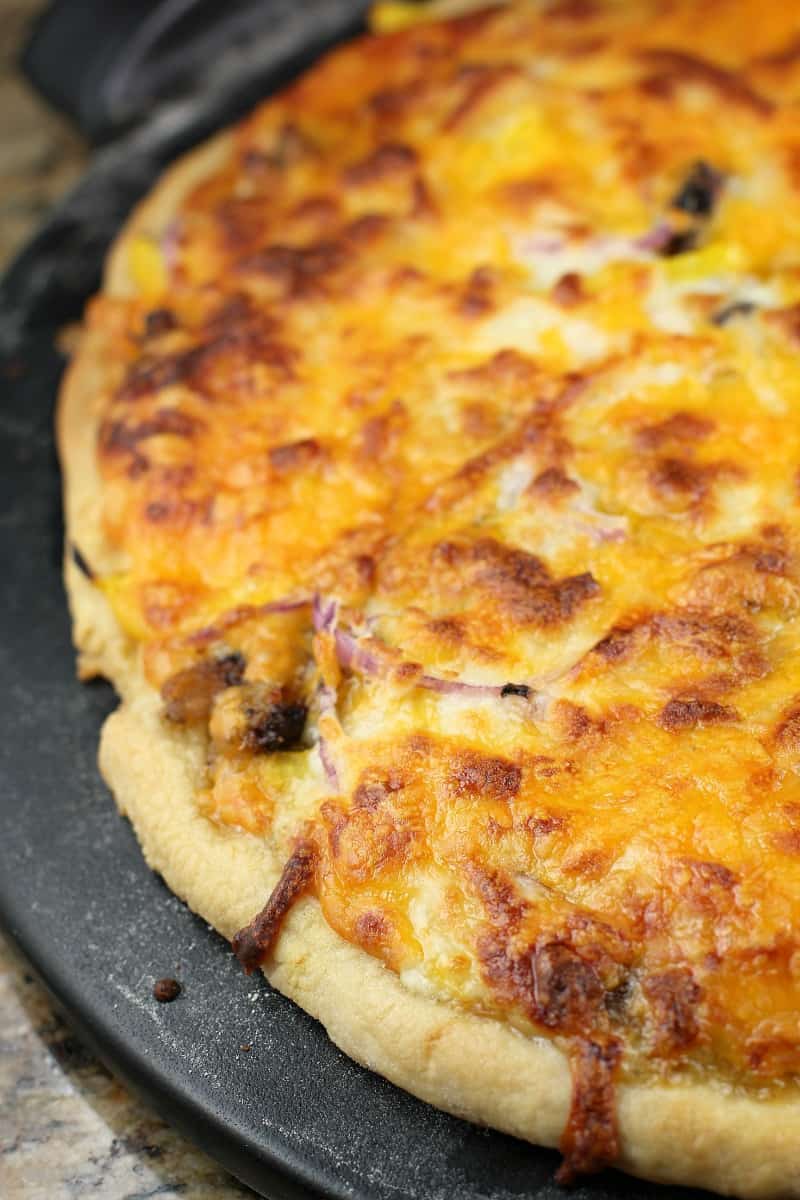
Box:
(0, 8), (707, 1199)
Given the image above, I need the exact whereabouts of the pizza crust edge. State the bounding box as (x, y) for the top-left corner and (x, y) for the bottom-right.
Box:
(55, 123), (800, 1200)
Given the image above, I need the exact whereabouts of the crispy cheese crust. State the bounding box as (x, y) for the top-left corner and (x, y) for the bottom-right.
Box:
(60, 0), (800, 1192)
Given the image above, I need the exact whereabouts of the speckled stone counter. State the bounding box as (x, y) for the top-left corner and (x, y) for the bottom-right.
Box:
(0, 2), (86, 265)
(0, 934), (252, 1198)
(0, 4), (254, 1196)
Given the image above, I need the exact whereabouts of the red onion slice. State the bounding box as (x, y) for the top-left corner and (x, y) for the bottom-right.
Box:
(417, 674), (506, 698)
(259, 596), (311, 616)
(633, 220), (676, 253)
(333, 627), (532, 702)
(317, 737), (339, 789)
(160, 219), (182, 273)
(315, 682), (341, 789)
(312, 593), (339, 634)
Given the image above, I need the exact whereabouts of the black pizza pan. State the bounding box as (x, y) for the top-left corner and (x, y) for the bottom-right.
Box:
(0, 3), (706, 1197)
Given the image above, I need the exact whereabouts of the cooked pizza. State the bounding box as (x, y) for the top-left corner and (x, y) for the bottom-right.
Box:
(58, 0), (800, 1192)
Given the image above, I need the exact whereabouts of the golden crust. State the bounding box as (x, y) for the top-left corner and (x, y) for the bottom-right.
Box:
(58, 2), (800, 1194)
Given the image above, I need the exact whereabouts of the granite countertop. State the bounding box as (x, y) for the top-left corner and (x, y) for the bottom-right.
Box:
(0, 4), (254, 1196)
(0, 936), (252, 1198)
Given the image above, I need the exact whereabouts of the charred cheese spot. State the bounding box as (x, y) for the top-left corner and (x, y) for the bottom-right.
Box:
(648, 456), (742, 510)
(529, 465), (580, 500)
(590, 623), (641, 663)
(143, 308), (178, 338)
(432, 538), (601, 626)
(635, 411), (716, 450)
(658, 697), (739, 730)
(233, 839), (318, 973)
(343, 141), (419, 185)
(457, 265), (496, 317)
(562, 848), (612, 879)
(638, 49), (774, 117)
(772, 700), (800, 751)
(240, 240), (348, 298)
(643, 968), (703, 1057)
(448, 750), (521, 799)
(557, 1039), (621, 1184)
(551, 272), (586, 308)
(531, 941), (606, 1032)
(526, 813), (569, 838)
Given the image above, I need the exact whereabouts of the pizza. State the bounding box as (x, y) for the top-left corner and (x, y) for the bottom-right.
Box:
(58, 0), (800, 1193)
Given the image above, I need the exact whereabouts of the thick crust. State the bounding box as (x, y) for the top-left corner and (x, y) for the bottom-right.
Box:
(57, 80), (800, 1200)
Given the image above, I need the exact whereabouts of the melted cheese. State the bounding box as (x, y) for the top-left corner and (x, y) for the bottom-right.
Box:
(88, 0), (800, 1143)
